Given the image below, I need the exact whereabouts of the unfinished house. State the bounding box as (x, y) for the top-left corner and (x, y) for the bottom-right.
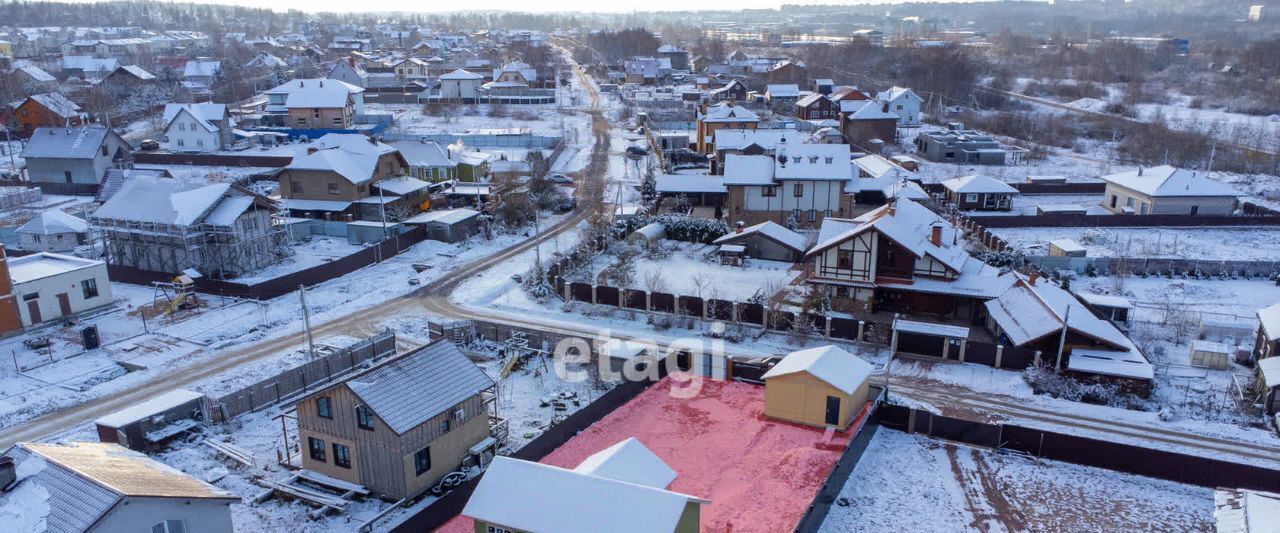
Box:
(90, 175), (288, 279)
(913, 128), (1026, 165)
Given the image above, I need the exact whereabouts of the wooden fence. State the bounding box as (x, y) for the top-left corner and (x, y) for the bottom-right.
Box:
(965, 211), (1280, 228)
(208, 330), (397, 421)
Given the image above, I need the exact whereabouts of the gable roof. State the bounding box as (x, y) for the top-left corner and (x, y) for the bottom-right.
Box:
(17, 210), (88, 235)
(92, 175), (234, 226)
(265, 78), (363, 109)
(464, 453), (705, 533)
(439, 68), (484, 80)
(775, 143), (853, 181)
(572, 437), (677, 489)
(182, 60), (220, 77)
(699, 101), (759, 123)
(108, 64), (156, 81)
(21, 127), (125, 159)
(287, 134), (400, 185)
(766, 84), (800, 97)
(1259, 302), (1280, 342)
(17, 65), (56, 82)
(343, 340), (494, 435)
(984, 276), (1132, 350)
(876, 86), (919, 103)
(712, 129), (795, 151)
(163, 103), (227, 133)
(60, 55), (118, 74)
(942, 174), (1018, 194)
(1101, 165), (1240, 198)
(25, 93), (82, 119)
(796, 92), (830, 108)
(840, 99), (898, 120)
(714, 220), (807, 252)
(762, 345), (873, 395)
(807, 200), (969, 273)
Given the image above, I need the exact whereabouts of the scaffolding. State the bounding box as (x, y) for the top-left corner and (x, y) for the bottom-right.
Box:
(91, 195), (294, 279)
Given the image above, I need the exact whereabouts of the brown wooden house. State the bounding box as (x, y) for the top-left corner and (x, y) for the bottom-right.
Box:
(293, 340), (498, 500)
(276, 133), (409, 221)
(838, 100), (898, 148)
(795, 93), (837, 121)
(8, 93), (86, 134)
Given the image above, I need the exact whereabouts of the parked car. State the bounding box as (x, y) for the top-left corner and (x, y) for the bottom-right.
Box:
(625, 145), (649, 157)
(139, 139), (160, 150)
(549, 173), (574, 184)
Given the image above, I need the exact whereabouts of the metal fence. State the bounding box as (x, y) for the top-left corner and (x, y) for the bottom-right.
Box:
(794, 388), (886, 533)
(132, 152), (293, 168)
(209, 330), (398, 422)
(379, 131), (562, 148)
(966, 212), (1280, 228)
(1028, 255), (1280, 278)
(878, 404), (1280, 492)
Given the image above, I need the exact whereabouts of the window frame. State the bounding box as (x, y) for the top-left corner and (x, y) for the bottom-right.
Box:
(81, 278), (99, 299)
(308, 436), (326, 462)
(793, 183), (804, 197)
(356, 405), (375, 430)
(316, 396), (332, 419)
(413, 446), (432, 476)
(333, 443), (351, 469)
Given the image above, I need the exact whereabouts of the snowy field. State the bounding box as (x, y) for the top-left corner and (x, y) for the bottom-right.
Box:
(369, 102), (590, 139)
(576, 241), (802, 301)
(992, 226), (1280, 261)
(819, 430), (1213, 533)
(962, 193), (1107, 216)
(234, 235), (367, 284)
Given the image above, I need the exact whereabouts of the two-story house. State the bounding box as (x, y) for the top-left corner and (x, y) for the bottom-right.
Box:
(328, 59), (369, 88)
(838, 99), (899, 149)
(276, 133), (408, 220)
(795, 93), (838, 122)
(7, 93), (86, 134)
(161, 103), (233, 153)
(695, 101), (759, 154)
(263, 78), (365, 130)
(21, 127), (131, 195)
(722, 141), (855, 227)
(293, 340), (497, 500)
(805, 199), (1013, 317)
(392, 57), (430, 79)
(875, 86), (923, 126)
(489, 60), (537, 88)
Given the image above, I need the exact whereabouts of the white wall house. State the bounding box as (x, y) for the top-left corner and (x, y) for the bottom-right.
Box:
(9, 252), (113, 326)
(437, 69), (484, 100)
(876, 86), (922, 126)
(723, 142), (856, 227)
(162, 103), (232, 153)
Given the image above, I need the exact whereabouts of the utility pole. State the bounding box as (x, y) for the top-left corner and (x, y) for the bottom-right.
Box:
(299, 284), (315, 358)
(1055, 304), (1070, 371)
(377, 184), (389, 262)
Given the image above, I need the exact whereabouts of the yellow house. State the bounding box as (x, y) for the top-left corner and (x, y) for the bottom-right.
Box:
(0, 40), (12, 59)
(463, 438), (707, 533)
(762, 345), (873, 430)
(696, 101), (760, 154)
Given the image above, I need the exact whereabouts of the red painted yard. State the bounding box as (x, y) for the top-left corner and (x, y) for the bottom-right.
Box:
(440, 377), (856, 532)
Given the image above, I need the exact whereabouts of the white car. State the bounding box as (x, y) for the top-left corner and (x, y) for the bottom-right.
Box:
(549, 173), (575, 184)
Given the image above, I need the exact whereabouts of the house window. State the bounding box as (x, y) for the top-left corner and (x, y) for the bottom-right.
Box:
(151, 520), (187, 533)
(64, 171), (72, 183)
(791, 156), (800, 163)
(1109, 195), (1117, 208)
(441, 418), (451, 433)
(332, 117), (342, 126)
(793, 184), (804, 197)
(316, 396), (332, 418)
(762, 186), (777, 197)
(178, 122), (186, 131)
(328, 183), (340, 195)
(487, 527), (514, 533)
(100, 145), (108, 156)
(22, 293), (38, 302)
(296, 117), (307, 125)
(414, 446), (432, 476)
(176, 139), (185, 147)
(808, 156), (818, 163)
(333, 443), (351, 468)
(824, 157), (833, 164)
(313, 110), (320, 118)
(291, 180), (304, 193)
(944, 152), (955, 159)
(896, 104), (903, 110)
(837, 250), (853, 269)
(809, 210), (817, 222)
(965, 194), (978, 203)
(356, 405), (374, 430)
(196, 139), (203, 147)
(1125, 197), (1134, 208)
(308, 436), (326, 462)
(81, 278), (98, 299)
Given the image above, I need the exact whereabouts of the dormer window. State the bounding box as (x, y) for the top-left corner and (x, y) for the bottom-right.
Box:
(792, 156), (800, 163)
(825, 157), (833, 164)
(809, 156), (818, 164)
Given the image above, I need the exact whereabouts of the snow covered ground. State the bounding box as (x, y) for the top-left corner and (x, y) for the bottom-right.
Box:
(574, 242), (802, 301)
(992, 226), (1280, 260)
(819, 430), (1213, 532)
(962, 193), (1107, 217)
(369, 102), (590, 140)
(233, 235), (367, 284)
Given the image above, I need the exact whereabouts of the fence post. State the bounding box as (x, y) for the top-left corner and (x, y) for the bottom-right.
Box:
(300, 369), (308, 391)
(995, 345), (1004, 368)
(824, 317), (831, 339)
(645, 291), (652, 312)
(857, 321), (865, 343)
(591, 285), (598, 305)
(1034, 350), (1042, 368)
(563, 280), (571, 302)
(958, 340), (967, 363)
(274, 382), (281, 404)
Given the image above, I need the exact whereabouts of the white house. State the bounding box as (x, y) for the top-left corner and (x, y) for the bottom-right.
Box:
(328, 59), (369, 87)
(876, 86), (923, 126)
(161, 103), (233, 152)
(16, 210), (89, 253)
(1099, 165), (1240, 215)
(722, 141), (856, 227)
(8, 252), (113, 326)
(0, 441), (238, 533)
(437, 69), (484, 100)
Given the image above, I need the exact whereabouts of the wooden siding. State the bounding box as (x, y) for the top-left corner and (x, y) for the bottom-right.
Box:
(763, 372), (866, 430)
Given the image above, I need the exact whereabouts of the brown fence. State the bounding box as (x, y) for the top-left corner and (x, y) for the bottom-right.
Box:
(878, 404), (1280, 492)
(966, 212), (1280, 228)
(1028, 255), (1280, 278)
(208, 330), (397, 421)
(108, 226), (432, 300)
(132, 151), (293, 168)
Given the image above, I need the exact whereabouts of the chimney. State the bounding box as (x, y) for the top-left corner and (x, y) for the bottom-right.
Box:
(735, 221), (745, 234)
(319, 80), (324, 87)
(1029, 271), (1039, 286)
(0, 456), (14, 492)
(930, 223), (942, 246)
(307, 146), (319, 155)
(1137, 166), (1143, 176)
(887, 199), (896, 216)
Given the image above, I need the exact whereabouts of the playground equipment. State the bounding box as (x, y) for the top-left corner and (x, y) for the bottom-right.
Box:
(152, 274), (201, 316)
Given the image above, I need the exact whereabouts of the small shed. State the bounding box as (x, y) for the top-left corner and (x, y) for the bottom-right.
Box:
(626, 223), (665, 246)
(712, 220), (808, 263)
(405, 208), (481, 243)
(346, 220), (401, 244)
(1256, 303), (1280, 363)
(1189, 340), (1231, 370)
(941, 175), (1018, 211)
(761, 345), (872, 430)
(716, 244), (746, 266)
(16, 210), (89, 253)
(892, 319), (970, 359)
(94, 389), (205, 451)
(1048, 239), (1087, 257)
(1075, 292), (1133, 327)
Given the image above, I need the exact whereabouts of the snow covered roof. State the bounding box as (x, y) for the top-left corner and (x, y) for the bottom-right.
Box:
(92, 176), (234, 226)
(1067, 348), (1154, 380)
(775, 143), (853, 181)
(699, 101), (759, 123)
(855, 153), (913, 179)
(1101, 165), (1239, 198)
(876, 86), (918, 103)
(655, 174), (726, 194)
(463, 453), (705, 533)
(1075, 291), (1132, 310)
(839, 99), (898, 120)
(203, 196), (255, 227)
(8, 253), (101, 284)
(573, 438), (676, 489)
(25, 93), (82, 119)
(94, 389), (203, 428)
(182, 60), (220, 77)
(110, 64), (156, 81)
(163, 103), (226, 133)
(439, 68), (484, 80)
(373, 176), (432, 195)
(984, 276), (1132, 350)
(17, 65), (56, 82)
(894, 319), (970, 339)
(1258, 303), (1280, 342)
(1215, 488), (1280, 533)
(796, 92), (830, 108)
(657, 44), (685, 53)
(343, 340), (494, 435)
(714, 220), (807, 252)
(22, 127), (124, 159)
(389, 140), (455, 168)
(405, 208), (480, 225)
(722, 154), (776, 185)
(282, 198), (352, 211)
(61, 55), (118, 73)
(287, 134), (400, 185)
(808, 200), (969, 274)
(766, 84), (800, 97)
(16, 210), (88, 235)
(762, 345), (873, 395)
(942, 175), (1018, 194)
(712, 129), (795, 151)
(1260, 357), (1280, 389)
(265, 78), (363, 109)
(0, 441), (235, 532)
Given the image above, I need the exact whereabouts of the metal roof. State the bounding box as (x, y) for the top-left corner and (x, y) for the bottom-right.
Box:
(21, 127), (120, 159)
(4, 444), (120, 533)
(345, 340), (495, 435)
(20, 442), (236, 500)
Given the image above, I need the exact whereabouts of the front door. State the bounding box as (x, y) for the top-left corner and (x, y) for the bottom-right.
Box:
(26, 300), (41, 324)
(56, 293), (71, 316)
(1190, 205), (1199, 215)
(825, 396), (841, 426)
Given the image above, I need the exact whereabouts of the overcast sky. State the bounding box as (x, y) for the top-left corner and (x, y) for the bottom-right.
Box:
(110, 0), (902, 14)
